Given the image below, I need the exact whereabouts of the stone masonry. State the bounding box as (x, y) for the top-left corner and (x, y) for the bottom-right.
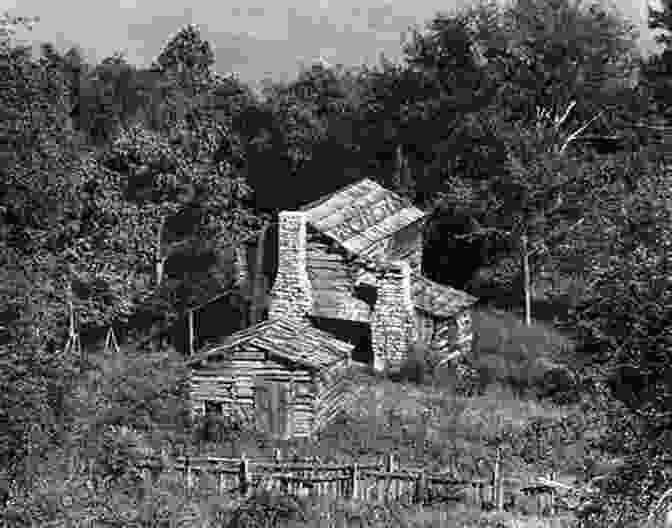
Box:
(371, 261), (417, 372)
(269, 211), (313, 325)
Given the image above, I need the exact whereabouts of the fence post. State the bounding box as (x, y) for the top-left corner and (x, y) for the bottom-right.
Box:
(492, 447), (503, 512)
(549, 472), (556, 516)
(239, 454), (249, 497)
(142, 466), (154, 523)
(479, 481), (486, 510)
(185, 456), (193, 493)
(414, 472), (427, 505)
(349, 463), (359, 500)
(385, 452), (397, 473)
(143, 466), (152, 499)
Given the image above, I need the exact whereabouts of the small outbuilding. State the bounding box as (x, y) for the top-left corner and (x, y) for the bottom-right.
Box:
(187, 318), (354, 439)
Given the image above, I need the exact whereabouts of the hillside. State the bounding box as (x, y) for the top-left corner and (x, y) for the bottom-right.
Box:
(1, 4), (671, 527)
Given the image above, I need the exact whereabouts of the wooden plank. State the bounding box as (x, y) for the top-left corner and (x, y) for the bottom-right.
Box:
(317, 189), (407, 240)
(317, 185), (390, 229)
(255, 381), (272, 435)
(306, 251), (347, 261)
(342, 207), (426, 254)
(309, 279), (351, 292)
(307, 268), (350, 279)
(305, 179), (379, 226)
(307, 262), (349, 273)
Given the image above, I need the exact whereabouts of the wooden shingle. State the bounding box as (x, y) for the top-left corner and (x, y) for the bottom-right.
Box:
(187, 318), (354, 370)
(300, 179), (427, 257)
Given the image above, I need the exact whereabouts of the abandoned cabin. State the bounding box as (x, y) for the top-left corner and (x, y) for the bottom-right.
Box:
(187, 178), (477, 438)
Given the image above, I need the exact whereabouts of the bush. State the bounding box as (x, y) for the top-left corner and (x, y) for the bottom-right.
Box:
(226, 490), (307, 528)
(469, 309), (575, 398)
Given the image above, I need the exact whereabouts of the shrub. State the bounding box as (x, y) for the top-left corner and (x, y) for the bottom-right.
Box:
(226, 490), (307, 528)
(469, 309), (575, 398)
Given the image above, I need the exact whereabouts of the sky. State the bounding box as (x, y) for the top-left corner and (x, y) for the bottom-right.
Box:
(2, 0), (663, 88)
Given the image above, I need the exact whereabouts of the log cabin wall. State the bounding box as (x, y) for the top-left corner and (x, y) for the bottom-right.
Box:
(388, 221), (424, 274)
(312, 358), (354, 434)
(374, 220), (424, 275)
(189, 348), (316, 438)
(187, 318), (355, 439)
(306, 230), (372, 324)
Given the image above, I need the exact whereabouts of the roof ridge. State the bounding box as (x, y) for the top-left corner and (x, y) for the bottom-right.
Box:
(300, 179), (426, 259)
(297, 178), (378, 212)
(187, 318), (354, 369)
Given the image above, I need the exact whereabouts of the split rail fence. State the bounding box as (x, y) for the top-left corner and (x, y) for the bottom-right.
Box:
(139, 450), (567, 516)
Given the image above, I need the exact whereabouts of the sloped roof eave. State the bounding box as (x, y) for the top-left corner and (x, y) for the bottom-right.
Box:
(412, 274), (478, 319)
(301, 178), (427, 258)
(186, 319), (354, 370)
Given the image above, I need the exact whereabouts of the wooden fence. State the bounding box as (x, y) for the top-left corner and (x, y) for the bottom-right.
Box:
(139, 450), (569, 516)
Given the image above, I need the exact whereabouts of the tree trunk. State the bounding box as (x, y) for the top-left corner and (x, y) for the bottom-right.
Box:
(155, 215), (166, 287)
(250, 222), (269, 325)
(187, 309), (195, 357)
(521, 234), (532, 326)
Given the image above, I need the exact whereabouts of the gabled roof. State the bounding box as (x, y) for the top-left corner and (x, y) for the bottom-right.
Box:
(412, 274), (478, 318)
(187, 318), (354, 370)
(300, 179), (427, 258)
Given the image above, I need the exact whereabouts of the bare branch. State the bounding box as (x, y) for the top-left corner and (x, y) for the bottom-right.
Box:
(554, 100), (577, 131)
(559, 110), (605, 154)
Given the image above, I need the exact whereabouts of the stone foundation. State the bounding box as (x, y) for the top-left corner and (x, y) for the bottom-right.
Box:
(371, 261), (417, 372)
(269, 212), (313, 324)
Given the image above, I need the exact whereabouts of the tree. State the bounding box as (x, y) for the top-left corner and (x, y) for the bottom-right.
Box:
(150, 24), (216, 132)
(0, 13), (89, 483)
(642, 0), (672, 127)
(649, 0), (672, 49)
(252, 63), (365, 209)
(101, 118), (258, 328)
(568, 148), (672, 525)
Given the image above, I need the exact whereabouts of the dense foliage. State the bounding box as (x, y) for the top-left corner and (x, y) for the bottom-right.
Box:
(1, 2), (670, 525)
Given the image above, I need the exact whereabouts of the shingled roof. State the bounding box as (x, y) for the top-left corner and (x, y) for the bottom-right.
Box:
(412, 274), (478, 318)
(300, 179), (427, 258)
(187, 318), (354, 370)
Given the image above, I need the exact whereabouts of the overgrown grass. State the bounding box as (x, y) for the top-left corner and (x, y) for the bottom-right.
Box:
(10, 480), (574, 528)
(391, 308), (578, 402)
(209, 489), (576, 527)
(312, 378), (589, 479)
(7, 311), (591, 527)
(461, 309), (577, 401)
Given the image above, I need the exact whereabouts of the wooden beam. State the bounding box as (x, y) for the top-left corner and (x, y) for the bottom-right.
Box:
(522, 234), (532, 326)
(188, 309), (195, 357)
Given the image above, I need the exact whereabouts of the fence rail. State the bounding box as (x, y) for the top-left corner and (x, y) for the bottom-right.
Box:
(139, 450), (572, 516)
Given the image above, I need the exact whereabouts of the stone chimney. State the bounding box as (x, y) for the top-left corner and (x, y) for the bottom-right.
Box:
(371, 261), (417, 372)
(269, 211), (313, 324)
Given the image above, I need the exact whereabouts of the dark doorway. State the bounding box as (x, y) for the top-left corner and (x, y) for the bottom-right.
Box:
(255, 380), (291, 439)
(309, 317), (373, 365)
(205, 401), (223, 415)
